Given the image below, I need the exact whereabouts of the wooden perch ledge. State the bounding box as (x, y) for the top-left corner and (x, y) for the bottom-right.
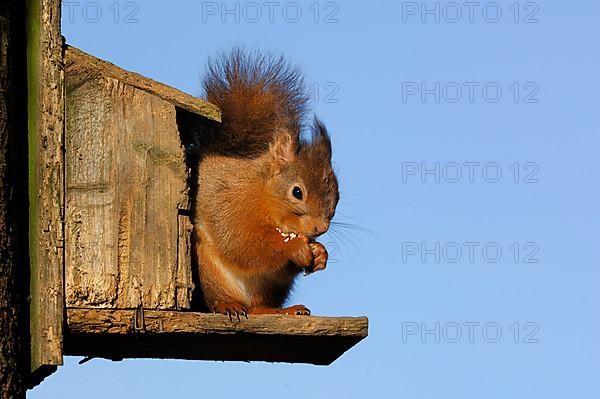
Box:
(65, 309), (368, 366)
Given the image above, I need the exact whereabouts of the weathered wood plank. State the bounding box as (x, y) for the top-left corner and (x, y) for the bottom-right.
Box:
(27, 0), (64, 376)
(64, 46), (221, 122)
(64, 50), (196, 310)
(65, 308), (368, 365)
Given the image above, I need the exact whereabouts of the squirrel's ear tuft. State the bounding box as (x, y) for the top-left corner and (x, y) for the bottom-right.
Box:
(269, 131), (296, 169)
(311, 117), (332, 161)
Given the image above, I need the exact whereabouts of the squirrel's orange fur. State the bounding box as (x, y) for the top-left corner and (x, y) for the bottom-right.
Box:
(193, 49), (339, 317)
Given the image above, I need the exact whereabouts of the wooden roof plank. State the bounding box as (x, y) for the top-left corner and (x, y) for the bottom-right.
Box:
(64, 45), (222, 122)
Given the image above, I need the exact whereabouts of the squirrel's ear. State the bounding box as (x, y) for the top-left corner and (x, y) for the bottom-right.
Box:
(269, 131), (296, 169)
(311, 117), (332, 161)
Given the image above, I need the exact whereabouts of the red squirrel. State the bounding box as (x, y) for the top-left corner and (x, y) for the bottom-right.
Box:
(193, 49), (339, 318)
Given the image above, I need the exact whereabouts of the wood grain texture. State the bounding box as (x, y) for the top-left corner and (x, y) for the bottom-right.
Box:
(27, 0), (64, 375)
(65, 308), (368, 365)
(65, 46), (221, 122)
(64, 47), (198, 310)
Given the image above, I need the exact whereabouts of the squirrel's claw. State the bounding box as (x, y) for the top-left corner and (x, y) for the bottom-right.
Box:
(212, 302), (248, 321)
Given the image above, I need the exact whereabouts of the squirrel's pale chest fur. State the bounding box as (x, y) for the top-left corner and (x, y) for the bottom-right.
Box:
(195, 154), (299, 308)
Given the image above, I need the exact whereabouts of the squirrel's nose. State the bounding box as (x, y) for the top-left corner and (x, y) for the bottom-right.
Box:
(313, 221), (330, 237)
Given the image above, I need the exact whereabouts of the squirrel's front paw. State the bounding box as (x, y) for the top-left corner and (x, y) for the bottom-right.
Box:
(305, 241), (328, 275)
(289, 236), (313, 268)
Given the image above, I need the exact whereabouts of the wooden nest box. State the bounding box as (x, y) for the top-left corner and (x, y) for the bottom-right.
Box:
(63, 46), (215, 312)
(29, 45), (367, 379)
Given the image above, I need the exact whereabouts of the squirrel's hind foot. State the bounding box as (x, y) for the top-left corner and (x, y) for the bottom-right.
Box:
(249, 305), (311, 316)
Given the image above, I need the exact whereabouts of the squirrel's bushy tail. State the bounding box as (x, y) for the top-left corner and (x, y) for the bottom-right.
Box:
(203, 48), (309, 156)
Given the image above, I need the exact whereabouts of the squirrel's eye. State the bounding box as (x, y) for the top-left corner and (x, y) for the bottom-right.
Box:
(292, 186), (303, 200)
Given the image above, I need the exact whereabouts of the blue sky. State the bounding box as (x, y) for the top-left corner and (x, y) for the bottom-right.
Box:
(31, 1), (599, 398)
